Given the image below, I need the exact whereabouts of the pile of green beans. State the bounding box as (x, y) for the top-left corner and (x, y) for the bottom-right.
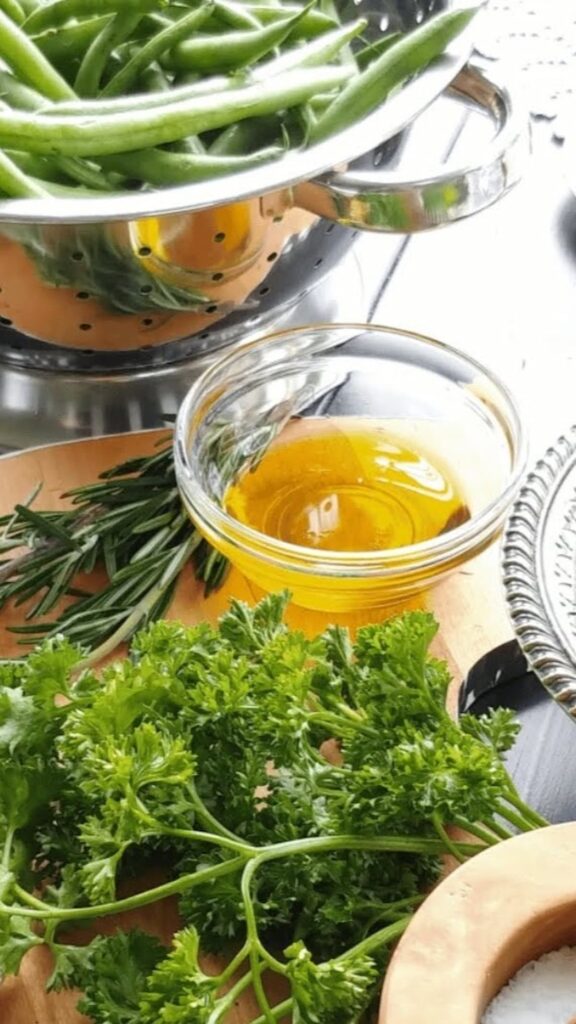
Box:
(0, 0), (476, 198)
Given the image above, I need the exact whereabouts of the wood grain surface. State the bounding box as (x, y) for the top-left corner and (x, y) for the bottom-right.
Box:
(0, 430), (514, 1024)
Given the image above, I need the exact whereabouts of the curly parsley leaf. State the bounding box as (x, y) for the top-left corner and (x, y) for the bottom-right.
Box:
(285, 941), (379, 1024)
(0, 596), (539, 1024)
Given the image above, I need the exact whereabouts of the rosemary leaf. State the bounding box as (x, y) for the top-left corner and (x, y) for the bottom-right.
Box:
(13, 504), (80, 549)
(0, 435), (229, 658)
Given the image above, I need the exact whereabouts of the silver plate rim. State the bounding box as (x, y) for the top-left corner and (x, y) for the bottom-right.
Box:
(502, 425), (576, 717)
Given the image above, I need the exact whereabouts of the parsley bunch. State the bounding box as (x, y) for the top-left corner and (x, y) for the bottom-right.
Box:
(0, 594), (547, 1023)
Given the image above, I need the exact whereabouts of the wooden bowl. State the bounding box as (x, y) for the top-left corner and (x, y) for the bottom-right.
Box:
(379, 823), (576, 1024)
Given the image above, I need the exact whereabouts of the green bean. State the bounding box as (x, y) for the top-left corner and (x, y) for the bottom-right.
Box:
(16, 0), (40, 14)
(0, 148), (48, 197)
(138, 64), (172, 92)
(0, 0), (24, 24)
(6, 148), (67, 180)
(0, 9), (75, 99)
(176, 134), (206, 154)
(23, 0), (163, 34)
(32, 17), (112, 65)
(252, 17), (366, 79)
(10, 150), (121, 197)
(0, 72), (114, 188)
(136, 74), (208, 158)
(36, 17), (359, 119)
(57, 155), (117, 188)
(0, 65), (349, 155)
(41, 19), (364, 118)
(242, 2), (337, 38)
(318, 0), (355, 65)
(208, 118), (274, 155)
(162, 4), (312, 73)
(0, 68), (41, 110)
(101, 2), (214, 98)
(356, 31), (402, 70)
(310, 7), (478, 142)
(212, 0), (261, 30)
(28, 177), (107, 196)
(40, 74), (236, 117)
(307, 90), (334, 113)
(101, 144), (285, 184)
(74, 10), (143, 95)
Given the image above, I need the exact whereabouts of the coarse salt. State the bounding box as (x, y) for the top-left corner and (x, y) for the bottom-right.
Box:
(483, 947), (576, 1024)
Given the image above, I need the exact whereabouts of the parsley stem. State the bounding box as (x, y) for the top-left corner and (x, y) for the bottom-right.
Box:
(257, 940), (287, 976)
(485, 817), (514, 840)
(0, 855), (245, 922)
(335, 701), (367, 722)
(251, 997), (293, 1024)
(334, 914), (411, 962)
(450, 817), (501, 847)
(187, 780), (247, 844)
(156, 824), (254, 857)
(307, 710), (376, 738)
(504, 789), (549, 829)
(1, 825), (14, 871)
(214, 939), (251, 986)
(207, 969), (255, 1024)
(432, 813), (466, 864)
(256, 834), (481, 863)
(241, 857), (276, 1024)
(13, 882), (50, 910)
(495, 802), (542, 834)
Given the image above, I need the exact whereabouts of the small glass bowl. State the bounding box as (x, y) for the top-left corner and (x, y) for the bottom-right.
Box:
(175, 323), (527, 613)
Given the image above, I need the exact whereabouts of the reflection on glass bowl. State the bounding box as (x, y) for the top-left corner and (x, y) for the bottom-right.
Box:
(175, 323), (527, 613)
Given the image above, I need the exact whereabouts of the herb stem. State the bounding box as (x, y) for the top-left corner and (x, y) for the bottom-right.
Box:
(306, 710), (376, 738)
(241, 857), (276, 1024)
(13, 882), (50, 910)
(156, 823), (254, 858)
(334, 914), (411, 962)
(432, 812), (467, 864)
(257, 834), (481, 864)
(504, 789), (549, 829)
(451, 817), (501, 847)
(207, 969), (255, 1024)
(187, 780), (247, 844)
(1, 825), (14, 872)
(251, 997), (293, 1024)
(213, 939), (251, 986)
(495, 802), (541, 834)
(485, 817), (514, 841)
(0, 856), (245, 922)
(257, 939), (288, 976)
(77, 531), (200, 668)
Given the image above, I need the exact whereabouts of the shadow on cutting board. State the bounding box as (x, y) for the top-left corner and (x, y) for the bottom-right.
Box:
(459, 640), (576, 824)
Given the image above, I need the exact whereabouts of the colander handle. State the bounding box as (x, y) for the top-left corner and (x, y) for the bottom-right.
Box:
(294, 63), (527, 232)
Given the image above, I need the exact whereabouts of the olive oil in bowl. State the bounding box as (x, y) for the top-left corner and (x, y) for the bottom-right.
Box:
(224, 416), (470, 553)
(175, 324), (524, 614)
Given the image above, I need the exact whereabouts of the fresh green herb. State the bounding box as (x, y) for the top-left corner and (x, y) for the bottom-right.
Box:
(0, 434), (229, 664)
(0, 594), (547, 1022)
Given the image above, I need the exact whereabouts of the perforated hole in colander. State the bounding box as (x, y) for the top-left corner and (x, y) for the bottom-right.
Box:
(0, 221), (360, 373)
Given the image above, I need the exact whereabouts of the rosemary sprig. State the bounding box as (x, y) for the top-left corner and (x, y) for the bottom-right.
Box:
(0, 435), (228, 665)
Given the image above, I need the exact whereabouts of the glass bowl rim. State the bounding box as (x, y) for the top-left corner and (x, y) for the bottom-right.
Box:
(174, 322), (528, 575)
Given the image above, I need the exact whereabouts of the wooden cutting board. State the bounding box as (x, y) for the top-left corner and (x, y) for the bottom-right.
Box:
(0, 430), (514, 1023)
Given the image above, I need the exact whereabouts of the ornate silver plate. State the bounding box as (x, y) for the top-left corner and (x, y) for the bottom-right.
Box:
(503, 426), (576, 716)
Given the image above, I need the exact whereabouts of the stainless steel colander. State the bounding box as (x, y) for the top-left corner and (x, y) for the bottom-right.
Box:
(0, 0), (526, 369)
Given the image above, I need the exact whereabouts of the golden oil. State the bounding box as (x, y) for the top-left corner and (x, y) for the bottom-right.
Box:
(223, 416), (470, 552)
